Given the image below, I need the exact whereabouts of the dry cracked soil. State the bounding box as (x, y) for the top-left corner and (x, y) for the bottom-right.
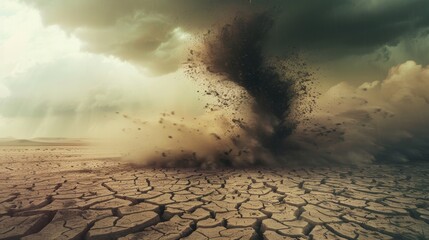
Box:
(0, 145), (428, 240)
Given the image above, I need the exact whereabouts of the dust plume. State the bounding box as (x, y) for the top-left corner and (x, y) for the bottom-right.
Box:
(113, 13), (315, 168)
(188, 13), (318, 154)
(107, 13), (429, 168)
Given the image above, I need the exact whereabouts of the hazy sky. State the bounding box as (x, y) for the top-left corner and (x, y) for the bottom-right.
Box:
(0, 1), (204, 138)
(1, 0), (429, 138)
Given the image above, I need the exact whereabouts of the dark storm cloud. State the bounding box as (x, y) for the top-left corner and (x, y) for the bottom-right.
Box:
(266, 0), (429, 58)
(23, 0), (429, 73)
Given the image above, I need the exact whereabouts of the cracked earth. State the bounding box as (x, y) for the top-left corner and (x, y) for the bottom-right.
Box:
(0, 145), (428, 240)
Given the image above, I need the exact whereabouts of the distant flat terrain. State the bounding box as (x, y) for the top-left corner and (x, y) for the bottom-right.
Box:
(0, 144), (428, 240)
(0, 138), (90, 146)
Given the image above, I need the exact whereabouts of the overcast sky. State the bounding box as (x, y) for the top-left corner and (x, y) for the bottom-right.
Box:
(21, 0), (429, 81)
(1, 0), (429, 138)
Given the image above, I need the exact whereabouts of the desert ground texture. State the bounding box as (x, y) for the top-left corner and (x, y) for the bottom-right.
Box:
(0, 143), (428, 240)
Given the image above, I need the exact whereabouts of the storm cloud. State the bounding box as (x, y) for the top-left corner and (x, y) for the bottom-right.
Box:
(23, 0), (429, 75)
(267, 0), (429, 56)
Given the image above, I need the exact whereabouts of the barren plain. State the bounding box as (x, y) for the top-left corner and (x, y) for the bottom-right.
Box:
(0, 144), (428, 240)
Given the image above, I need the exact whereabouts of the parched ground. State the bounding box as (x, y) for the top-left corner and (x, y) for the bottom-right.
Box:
(0, 145), (428, 240)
